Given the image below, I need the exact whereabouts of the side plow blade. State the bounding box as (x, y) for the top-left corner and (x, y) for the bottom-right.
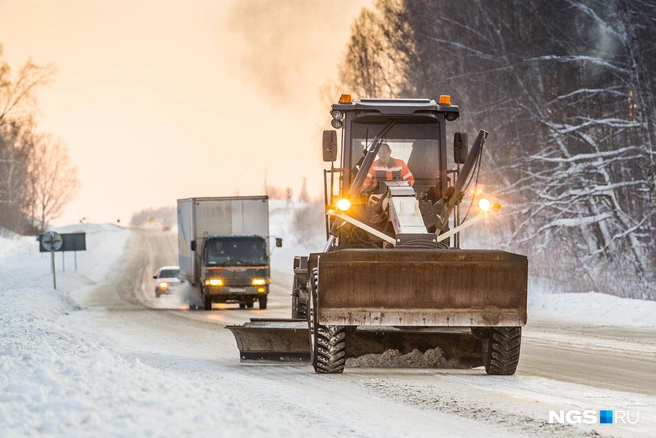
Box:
(227, 319), (310, 363)
(227, 320), (483, 367)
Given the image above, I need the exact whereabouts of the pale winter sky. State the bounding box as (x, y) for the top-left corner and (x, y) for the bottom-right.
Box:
(0, 0), (371, 226)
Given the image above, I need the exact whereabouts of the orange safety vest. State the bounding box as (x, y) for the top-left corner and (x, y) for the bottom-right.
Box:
(364, 158), (415, 187)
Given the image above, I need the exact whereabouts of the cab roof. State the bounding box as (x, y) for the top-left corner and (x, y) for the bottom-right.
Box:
(332, 97), (459, 118)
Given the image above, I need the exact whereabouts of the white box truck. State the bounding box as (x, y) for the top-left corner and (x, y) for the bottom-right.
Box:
(177, 196), (280, 310)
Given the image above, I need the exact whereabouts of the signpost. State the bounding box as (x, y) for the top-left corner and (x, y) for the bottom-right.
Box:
(41, 231), (63, 289)
(38, 232), (87, 289)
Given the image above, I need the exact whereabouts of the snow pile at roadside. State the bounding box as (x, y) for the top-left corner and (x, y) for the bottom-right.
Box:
(528, 277), (656, 326)
(529, 289), (656, 327)
(0, 226), (301, 437)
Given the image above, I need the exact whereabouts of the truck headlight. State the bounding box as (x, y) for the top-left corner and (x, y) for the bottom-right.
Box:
(158, 282), (169, 289)
(205, 278), (224, 286)
(252, 278), (266, 286)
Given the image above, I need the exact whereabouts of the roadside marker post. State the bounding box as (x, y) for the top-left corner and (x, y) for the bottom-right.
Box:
(41, 231), (63, 290)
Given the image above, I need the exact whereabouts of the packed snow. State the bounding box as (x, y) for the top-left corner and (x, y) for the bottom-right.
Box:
(1, 200), (655, 437)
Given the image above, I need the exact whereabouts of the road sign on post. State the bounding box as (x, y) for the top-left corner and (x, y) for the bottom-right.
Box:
(39, 232), (86, 272)
(41, 231), (62, 289)
(41, 231), (63, 251)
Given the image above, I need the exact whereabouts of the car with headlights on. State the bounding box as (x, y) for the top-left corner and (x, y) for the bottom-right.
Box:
(153, 266), (181, 298)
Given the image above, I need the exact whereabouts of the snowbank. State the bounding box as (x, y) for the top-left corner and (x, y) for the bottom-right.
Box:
(0, 225), (301, 437)
(529, 290), (656, 327)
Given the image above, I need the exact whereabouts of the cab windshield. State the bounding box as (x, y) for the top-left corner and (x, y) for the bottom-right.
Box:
(350, 122), (441, 196)
(204, 238), (267, 266)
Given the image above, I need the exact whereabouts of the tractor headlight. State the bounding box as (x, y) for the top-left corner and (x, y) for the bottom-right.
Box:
(252, 278), (266, 286)
(331, 110), (344, 121)
(331, 118), (343, 129)
(204, 278), (224, 286)
(336, 198), (351, 211)
(478, 198), (501, 213)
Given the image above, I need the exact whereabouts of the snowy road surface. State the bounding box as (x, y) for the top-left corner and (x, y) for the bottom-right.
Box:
(2, 222), (656, 437)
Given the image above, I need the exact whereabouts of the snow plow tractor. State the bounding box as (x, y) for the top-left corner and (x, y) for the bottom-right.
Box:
(228, 96), (528, 375)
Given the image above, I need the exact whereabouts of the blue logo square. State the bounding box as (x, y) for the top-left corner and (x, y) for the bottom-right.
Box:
(600, 410), (613, 424)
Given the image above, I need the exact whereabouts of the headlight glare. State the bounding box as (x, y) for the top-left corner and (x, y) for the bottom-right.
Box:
(337, 198), (351, 211)
(205, 278), (224, 286)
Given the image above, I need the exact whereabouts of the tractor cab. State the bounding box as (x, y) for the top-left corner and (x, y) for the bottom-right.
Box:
(321, 95), (470, 249)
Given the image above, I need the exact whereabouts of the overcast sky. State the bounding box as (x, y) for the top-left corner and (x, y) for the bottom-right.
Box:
(0, 0), (370, 225)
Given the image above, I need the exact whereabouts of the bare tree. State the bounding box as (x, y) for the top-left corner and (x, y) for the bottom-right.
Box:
(340, 0), (410, 98)
(0, 44), (57, 233)
(0, 121), (36, 232)
(28, 135), (80, 232)
(0, 44), (57, 124)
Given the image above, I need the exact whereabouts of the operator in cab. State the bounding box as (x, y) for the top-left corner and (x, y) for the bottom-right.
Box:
(363, 142), (415, 191)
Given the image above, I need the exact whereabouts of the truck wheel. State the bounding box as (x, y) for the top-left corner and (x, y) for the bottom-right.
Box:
(482, 327), (521, 375)
(258, 296), (267, 310)
(239, 303), (246, 309)
(203, 295), (212, 311)
(188, 303), (197, 310)
(246, 299), (254, 309)
(309, 268), (345, 374)
(155, 291), (161, 298)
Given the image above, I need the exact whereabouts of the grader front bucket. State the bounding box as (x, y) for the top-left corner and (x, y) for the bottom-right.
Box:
(311, 249), (528, 327)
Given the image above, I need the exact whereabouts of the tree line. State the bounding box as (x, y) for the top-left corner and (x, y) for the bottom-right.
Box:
(0, 44), (79, 234)
(339, 0), (656, 299)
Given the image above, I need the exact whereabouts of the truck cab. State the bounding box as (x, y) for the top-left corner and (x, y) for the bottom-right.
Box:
(201, 235), (270, 310)
(177, 196), (275, 311)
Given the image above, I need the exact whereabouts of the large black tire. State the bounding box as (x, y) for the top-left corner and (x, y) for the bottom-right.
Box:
(309, 268), (346, 374)
(314, 325), (346, 373)
(188, 303), (197, 310)
(203, 294), (212, 311)
(482, 327), (522, 375)
(239, 303), (246, 309)
(258, 296), (267, 309)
